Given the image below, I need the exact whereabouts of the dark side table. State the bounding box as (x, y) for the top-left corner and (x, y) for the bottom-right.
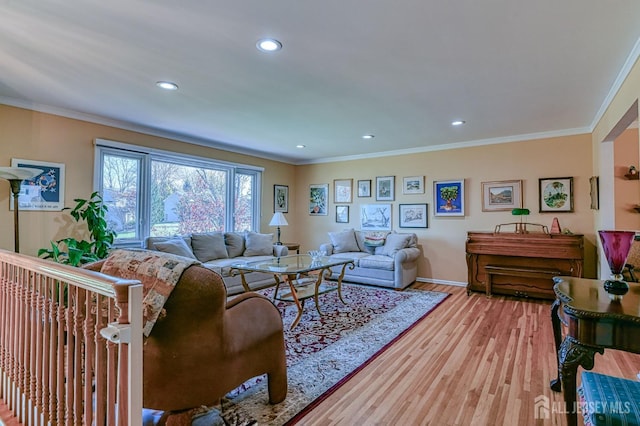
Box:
(550, 276), (640, 426)
(282, 242), (300, 254)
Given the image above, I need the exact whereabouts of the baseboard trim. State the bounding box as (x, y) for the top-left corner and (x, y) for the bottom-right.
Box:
(415, 277), (467, 287)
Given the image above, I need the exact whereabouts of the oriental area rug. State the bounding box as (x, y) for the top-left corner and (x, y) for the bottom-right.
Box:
(146, 283), (449, 426)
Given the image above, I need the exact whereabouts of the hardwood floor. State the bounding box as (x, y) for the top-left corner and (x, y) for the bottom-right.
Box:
(295, 283), (640, 426)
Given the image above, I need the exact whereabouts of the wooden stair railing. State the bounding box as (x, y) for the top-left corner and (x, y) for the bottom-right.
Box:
(0, 250), (143, 425)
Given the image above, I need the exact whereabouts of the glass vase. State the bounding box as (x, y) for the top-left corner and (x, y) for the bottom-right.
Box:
(598, 230), (635, 296)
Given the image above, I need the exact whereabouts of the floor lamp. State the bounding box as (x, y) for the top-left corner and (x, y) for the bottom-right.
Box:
(0, 167), (42, 252)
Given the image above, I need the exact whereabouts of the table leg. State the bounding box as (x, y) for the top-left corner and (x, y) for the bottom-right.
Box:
(550, 298), (562, 392)
(335, 262), (354, 305)
(284, 273), (304, 330)
(235, 270), (251, 293)
(557, 336), (602, 426)
(313, 270), (324, 316)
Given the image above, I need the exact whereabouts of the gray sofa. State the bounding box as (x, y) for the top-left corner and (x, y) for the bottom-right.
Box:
(320, 229), (421, 290)
(145, 231), (288, 295)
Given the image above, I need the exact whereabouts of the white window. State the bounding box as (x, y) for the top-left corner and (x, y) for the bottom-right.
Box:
(94, 139), (262, 247)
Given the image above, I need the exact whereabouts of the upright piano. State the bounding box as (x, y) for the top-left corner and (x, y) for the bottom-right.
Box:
(465, 231), (584, 300)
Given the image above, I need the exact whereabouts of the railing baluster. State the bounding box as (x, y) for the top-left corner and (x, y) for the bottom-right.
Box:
(0, 251), (142, 426)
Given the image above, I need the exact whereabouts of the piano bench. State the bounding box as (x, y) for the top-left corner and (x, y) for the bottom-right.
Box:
(484, 264), (562, 297)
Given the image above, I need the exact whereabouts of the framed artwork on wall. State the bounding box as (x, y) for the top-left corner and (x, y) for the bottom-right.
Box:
(402, 176), (424, 194)
(334, 179), (353, 203)
(10, 158), (65, 211)
(309, 183), (329, 216)
(589, 176), (599, 210)
(399, 204), (428, 228)
(274, 184), (288, 213)
(433, 179), (465, 216)
(376, 176), (395, 201)
(336, 205), (349, 223)
(539, 177), (573, 213)
(357, 179), (371, 197)
(481, 180), (522, 212)
(360, 203), (392, 231)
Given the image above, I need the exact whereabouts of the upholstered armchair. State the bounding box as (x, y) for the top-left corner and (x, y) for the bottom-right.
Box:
(84, 257), (287, 413)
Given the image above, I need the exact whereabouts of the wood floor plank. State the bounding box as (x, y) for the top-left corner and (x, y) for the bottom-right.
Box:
(295, 283), (640, 426)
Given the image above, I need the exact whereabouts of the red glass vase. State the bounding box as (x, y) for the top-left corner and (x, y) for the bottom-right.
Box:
(598, 230), (635, 295)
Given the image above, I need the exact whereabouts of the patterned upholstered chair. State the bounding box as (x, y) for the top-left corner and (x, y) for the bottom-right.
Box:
(85, 252), (287, 415)
(580, 371), (640, 425)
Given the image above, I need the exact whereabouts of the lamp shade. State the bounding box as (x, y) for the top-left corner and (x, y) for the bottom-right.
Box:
(0, 167), (42, 181)
(269, 212), (289, 227)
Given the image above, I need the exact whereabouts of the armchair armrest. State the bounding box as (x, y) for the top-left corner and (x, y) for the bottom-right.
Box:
(273, 245), (289, 257)
(319, 243), (334, 255)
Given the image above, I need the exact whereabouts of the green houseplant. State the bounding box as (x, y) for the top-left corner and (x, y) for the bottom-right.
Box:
(38, 191), (117, 266)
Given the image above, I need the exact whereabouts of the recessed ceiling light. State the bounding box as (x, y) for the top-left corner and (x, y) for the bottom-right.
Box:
(256, 38), (282, 52)
(296, 144), (305, 149)
(156, 81), (178, 90)
(451, 120), (465, 126)
(362, 134), (375, 139)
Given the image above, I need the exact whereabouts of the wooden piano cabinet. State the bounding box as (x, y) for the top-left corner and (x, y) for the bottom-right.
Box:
(465, 231), (584, 300)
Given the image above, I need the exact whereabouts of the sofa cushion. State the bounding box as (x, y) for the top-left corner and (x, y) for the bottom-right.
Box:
(354, 231), (374, 254)
(358, 255), (395, 271)
(389, 231), (418, 248)
(191, 233), (229, 262)
(363, 231), (389, 248)
(146, 235), (192, 251)
(153, 238), (198, 260)
(376, 233), (412, 257)
(329, 229), (360, 253)
(329, 252), (369, 267)
(244, 232), (274, 256)
(225, 232), (245, 258)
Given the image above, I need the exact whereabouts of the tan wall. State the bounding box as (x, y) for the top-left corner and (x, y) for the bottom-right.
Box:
(295, 134), (596, 283)
(0, 105), (296, 255)
(0, 105), (600, 284)
(614, 127), (640, 229)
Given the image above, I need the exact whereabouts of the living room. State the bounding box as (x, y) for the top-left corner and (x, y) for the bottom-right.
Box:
(2, 2), (640, 425)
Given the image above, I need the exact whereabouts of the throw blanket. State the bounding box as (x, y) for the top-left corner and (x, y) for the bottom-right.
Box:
(100, 249), (200, 337)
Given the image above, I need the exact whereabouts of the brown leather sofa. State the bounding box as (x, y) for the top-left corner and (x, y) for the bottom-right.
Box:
(85, 258), (288, 413)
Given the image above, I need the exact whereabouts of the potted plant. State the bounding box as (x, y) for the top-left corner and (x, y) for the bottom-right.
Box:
(38, 191), (117, 266)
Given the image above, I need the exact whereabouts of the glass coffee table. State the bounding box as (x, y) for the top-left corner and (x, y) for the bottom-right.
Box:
(231, 255), (355, 329)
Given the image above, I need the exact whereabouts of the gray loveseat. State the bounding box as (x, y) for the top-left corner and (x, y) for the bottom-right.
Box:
(145, 231), (287, 295)
(320, 229), (421, 290)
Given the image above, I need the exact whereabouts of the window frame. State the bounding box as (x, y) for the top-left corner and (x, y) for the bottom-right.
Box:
(94, 138), (262, 247)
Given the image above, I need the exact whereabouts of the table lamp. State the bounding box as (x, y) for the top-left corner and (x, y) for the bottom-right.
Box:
(0, 166), (43, 252)
(269, 212), (288, 245)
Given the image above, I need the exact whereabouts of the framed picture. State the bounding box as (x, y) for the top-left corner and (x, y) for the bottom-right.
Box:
(358, 179), (371, 197)
(336, 205), (349, 223)
(274, 184), (288, 213)
(309, 183), (329, 216)
(10, 158), (65, 211)
(399, 204), (428, 228)
(434, 179), (465, 216)
(402, 176), (424, 194)
(481, 180), (523, 212)
(590, 176), (599, 210)
(360, 203), (392, 231)
(539, 177), (573, 213)
(334, 179), (353, 203)
(376, 176), (395, 201)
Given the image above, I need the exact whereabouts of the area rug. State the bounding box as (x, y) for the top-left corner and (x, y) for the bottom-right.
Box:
(148, 283), (449, 425)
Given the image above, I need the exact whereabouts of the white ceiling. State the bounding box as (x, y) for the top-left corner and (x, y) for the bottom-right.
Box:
(1, 1), (640, 164)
